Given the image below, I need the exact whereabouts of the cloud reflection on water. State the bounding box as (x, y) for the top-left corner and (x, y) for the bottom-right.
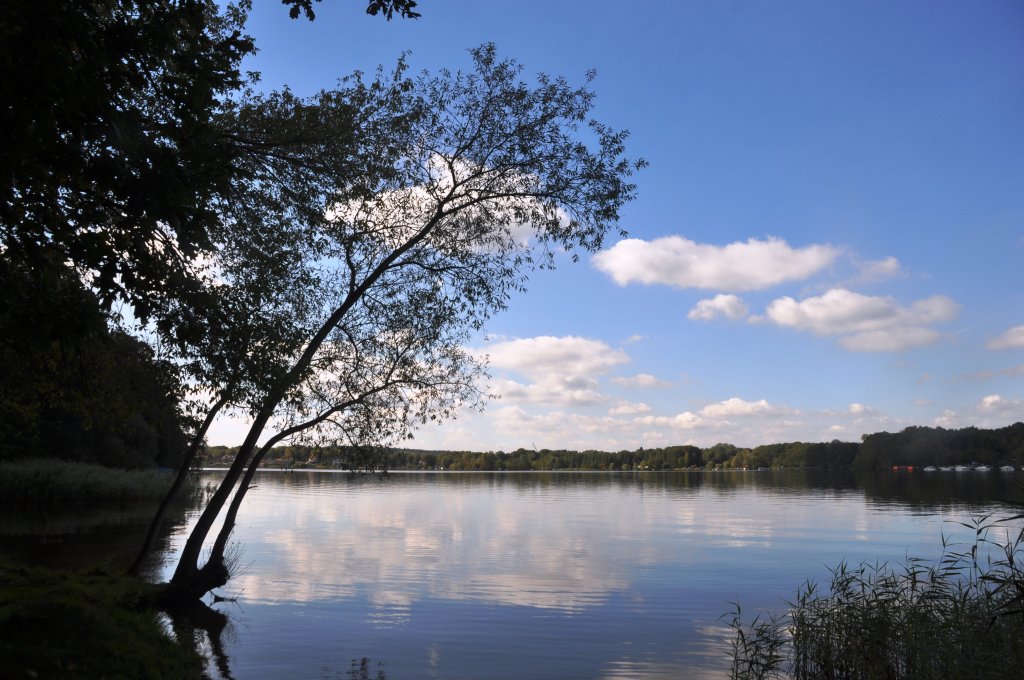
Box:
(218, 472), (892, 619)
(229, 475), (638, 613)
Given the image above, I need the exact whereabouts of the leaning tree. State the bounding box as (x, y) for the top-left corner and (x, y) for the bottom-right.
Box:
(163, 44), (644, 601)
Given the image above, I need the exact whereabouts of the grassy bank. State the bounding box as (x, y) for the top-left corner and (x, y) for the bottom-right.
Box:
(727, 514), (1024, 679)
(0, 459), (176, 503)
(0, 556), (203, 679)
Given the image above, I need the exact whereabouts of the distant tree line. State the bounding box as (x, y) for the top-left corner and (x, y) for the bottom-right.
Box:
(202, 423), (1023, 472)
(857, 424), (1024, 469)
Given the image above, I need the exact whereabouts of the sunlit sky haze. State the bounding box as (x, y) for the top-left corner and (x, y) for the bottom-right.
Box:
(209, 0), (1024, 451)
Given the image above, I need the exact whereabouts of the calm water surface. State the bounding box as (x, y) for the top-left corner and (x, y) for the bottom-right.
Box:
(138, 470), (1021, 679)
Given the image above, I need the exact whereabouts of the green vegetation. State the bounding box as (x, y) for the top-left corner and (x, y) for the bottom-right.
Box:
(727, 513), (1024, 679)
(0, 460), (175, 504)
(859, 424), (1024, 469)
(0, 557), (203, 679)
(0, 259), (190, 470)
(204, 423), (1023, 472)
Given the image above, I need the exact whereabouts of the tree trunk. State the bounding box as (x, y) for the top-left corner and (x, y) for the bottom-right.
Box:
(165, 405), (273, 600)
(128, 395), (228, 577)
(205, 439), (275, 571)
(203, 403), (351, 575)
(165, 209), (444, 602)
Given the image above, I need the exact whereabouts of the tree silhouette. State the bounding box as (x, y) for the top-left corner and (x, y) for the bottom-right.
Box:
(164, 45), (644, 600)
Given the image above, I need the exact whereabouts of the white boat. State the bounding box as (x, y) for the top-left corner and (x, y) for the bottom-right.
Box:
(955, 465), (971, 472)
(1000, 465), (1016, 472)
(975, 465), (991, 472)
(923, 466), (937, 472)
(939, 466), (954, 471)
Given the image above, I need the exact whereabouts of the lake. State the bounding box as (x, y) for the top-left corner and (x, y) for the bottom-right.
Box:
(5, 469), (1023, 678)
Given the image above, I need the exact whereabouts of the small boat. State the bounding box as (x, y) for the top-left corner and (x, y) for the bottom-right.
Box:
(1000, 465), (1016, 472)
(955, 465), (971, 472)
(975, 465), (991, 472)
(923, 466), (937, 472)
(939, 466), (954, 471)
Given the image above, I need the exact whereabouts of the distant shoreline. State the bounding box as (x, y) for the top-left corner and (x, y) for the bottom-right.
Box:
(203, 422), (1024, 473)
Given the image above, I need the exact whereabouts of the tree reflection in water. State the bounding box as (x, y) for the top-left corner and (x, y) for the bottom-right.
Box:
(341, 657), (387, 680)
(164, 598), (235, 680)
(166, 600), (390, 680)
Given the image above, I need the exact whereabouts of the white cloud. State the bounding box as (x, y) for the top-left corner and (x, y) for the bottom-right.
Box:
(609, 401), (651, 415)
(978, 393), (1003, 409)
(490, 407), (623, 440)
(854, 256), (904, 283)
(764, 288), (958, 352)
(593, 235), (839, 291)
(481, 336), (629, 408)
(978, 394), (1013, 412)
(955, 365), (1024, 382)
(611, 373), (673, 389)
(931, 395), (1023, 430)
(840, 327), (941, 352)
(988, 325), (1024, 350)
(974, 393), (1023, 426)
(688, 294), (749, 321)
(699, 397), (775, 418)
(934, 409), (960, 428)
(484, 336), (629, 379)
(633, 398), (781, 433)
(493, 377), (606, 407)
(634, 411), (708, 431)
(848, 403), (870, 415)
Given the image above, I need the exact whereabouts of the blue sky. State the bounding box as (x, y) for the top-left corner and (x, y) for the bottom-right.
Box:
(209, 0), (1024, 450)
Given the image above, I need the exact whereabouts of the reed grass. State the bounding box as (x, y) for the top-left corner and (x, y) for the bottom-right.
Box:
(0, 459), (176, 503)
(727, 512), (1024, 679)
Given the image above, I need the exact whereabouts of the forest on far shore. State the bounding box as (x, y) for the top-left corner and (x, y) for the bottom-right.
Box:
(204, 422), (1024, 473)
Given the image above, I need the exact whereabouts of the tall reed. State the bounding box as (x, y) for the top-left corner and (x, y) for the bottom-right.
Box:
(727, 511), (1024, 679)
(0, 459), (177, 503)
